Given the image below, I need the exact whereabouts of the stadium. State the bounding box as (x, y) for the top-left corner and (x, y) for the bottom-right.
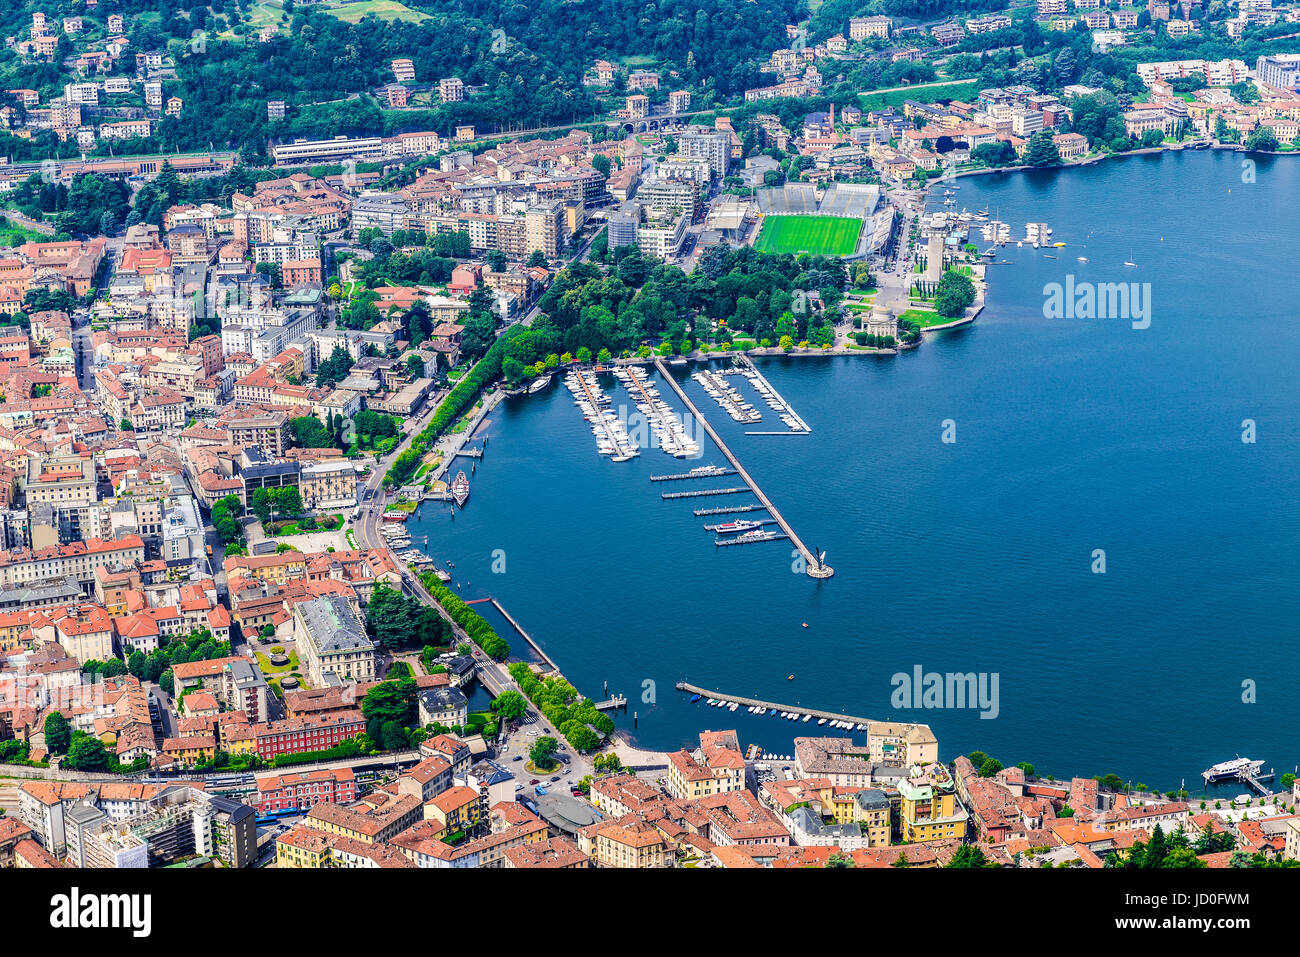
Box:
(752, 183), (889, 259)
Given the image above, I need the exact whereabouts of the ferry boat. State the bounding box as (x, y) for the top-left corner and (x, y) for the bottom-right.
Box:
(689, 464), (728, 477)
(451, 471), (470, 508)
(1202, 757), (1264, 784)
(528, 375), (552, 394)
(713, 519), (763, 534)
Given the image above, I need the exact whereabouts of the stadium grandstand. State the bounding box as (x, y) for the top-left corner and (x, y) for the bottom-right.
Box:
(753, 183), (885, 258)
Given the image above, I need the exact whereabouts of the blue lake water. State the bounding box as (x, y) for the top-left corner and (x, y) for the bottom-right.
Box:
(411, 150), (1300, 792)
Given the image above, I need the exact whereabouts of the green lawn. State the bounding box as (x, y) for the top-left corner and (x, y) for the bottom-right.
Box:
(858, 80), (980, 113)
(320, 0), (431, 23)
(754, 215), (863, 256)
(897, 308), (955, 328)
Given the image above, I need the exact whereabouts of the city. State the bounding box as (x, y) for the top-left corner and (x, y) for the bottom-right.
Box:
(0, 1), (1296, 921)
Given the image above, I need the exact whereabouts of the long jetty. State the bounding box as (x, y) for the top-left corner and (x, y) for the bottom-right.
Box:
(676, 681), (882, 727)
(487, 597), (559, 671)
(654, 358), (832, 578)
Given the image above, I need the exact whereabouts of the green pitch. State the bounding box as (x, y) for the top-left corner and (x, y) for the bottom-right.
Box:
(754, 215), (863, 256)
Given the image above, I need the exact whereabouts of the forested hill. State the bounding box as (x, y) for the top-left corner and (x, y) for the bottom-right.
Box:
(0, 0), (798, 161)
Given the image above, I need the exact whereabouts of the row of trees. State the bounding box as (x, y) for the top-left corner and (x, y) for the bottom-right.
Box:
(506, 662), (615, 753)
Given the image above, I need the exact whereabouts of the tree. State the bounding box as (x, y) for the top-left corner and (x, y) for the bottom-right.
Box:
(64, 732), (111, 772)
(44, 711), (71, 754)
(529, 735), (560, 770)
(315, 345), (355, 387)
(1244, 127), (1279, 153)
(947, 845), (994, 868)
(405, 353), (425, 380)
(1022, 131), (1062, 167)
(490, 690), (528, 721)
(934, 271), (976, 318)
(361, 677), (419, 729)
(978, 757), (1004, 778)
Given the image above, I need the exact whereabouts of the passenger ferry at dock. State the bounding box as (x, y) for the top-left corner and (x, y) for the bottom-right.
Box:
(451, 471), (470, 508)
(1202, 757), (1263, 783)
(713, 519), (764, 534)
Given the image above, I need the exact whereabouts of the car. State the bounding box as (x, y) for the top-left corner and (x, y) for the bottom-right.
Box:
(563, 769), (571, 776)
(529, 779), (539, 785)
(514, 784), (525, 791)
(550, 776), (560, 782)
(526, 729), (538, 736)
(512, 755), (523, 761)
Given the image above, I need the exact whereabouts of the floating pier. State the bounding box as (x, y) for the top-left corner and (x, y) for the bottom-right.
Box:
(715, 530), (789, 546)
(735, 355), (811, 434)
(456, 447), (484, 459)
(660, 486), (749, 499)
(655, 358), (832, 578)
(594, 695), (628, 711)
(649, 466), (737, 482)
(693, 504), (767, 516)
(676, 681), (883, 728)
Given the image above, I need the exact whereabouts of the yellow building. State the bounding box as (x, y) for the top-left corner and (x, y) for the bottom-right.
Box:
(897, 766), (968, 844)
(424, 785), (480, 834)
(276, 824), (334, 868)
(578, 819), (670, 868)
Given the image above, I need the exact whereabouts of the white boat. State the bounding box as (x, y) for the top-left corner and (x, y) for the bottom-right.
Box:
(817, 718), (827, 726)
(528, 375), (552, 394)
(802, 714), (813, 722)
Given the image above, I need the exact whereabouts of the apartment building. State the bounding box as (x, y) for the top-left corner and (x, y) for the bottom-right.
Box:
(666, 729), (745, 801)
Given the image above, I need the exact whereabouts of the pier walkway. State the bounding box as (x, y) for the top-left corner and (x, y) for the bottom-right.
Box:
(487, 597), (560, 671)
(676, 681), (886, 727)
(655, 358), (832, 578)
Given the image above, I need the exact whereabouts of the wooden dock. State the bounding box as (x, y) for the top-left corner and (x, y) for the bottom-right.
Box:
(655, 358), (832, 578)
(676, 681), (883, 727)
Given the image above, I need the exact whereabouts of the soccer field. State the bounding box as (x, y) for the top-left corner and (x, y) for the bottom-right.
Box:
(754, 215), (863, 256)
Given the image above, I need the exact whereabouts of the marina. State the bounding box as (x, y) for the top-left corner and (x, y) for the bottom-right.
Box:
(564, 369), (638, 461)
(691, 368), (762, 424)
(731, 355), (810, 433)
(655, 357), (831, 577)
(612, 365), (702, 458)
